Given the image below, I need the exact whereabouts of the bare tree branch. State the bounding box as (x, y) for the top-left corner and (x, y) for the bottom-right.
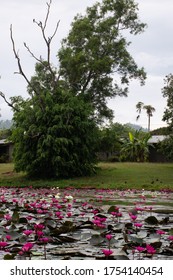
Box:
(23, 42), (43, 64)
(10, 24), (31, 86)
(10, 25), (46, 111)
(33, 0), (60, 64)
(44, 0), (52, 30)
(0, 91), (20, 112)
(1, 1), (60, 113)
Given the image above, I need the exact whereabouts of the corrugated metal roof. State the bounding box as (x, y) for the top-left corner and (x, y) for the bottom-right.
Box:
(148, 135), (168, 144)
(0, 139), (11, 145)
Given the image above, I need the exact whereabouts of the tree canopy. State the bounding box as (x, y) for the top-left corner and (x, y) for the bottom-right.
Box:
(162, 73), (173, 130)
(58, 0), (147, 122)
(159, 74), (173, 161)
(0, 0), (146, 178)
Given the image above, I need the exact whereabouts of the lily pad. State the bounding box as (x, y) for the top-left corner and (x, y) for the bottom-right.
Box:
(128, 234), (143, 245)
(145, 216), (159, 225)
(89, 234), (104, 246)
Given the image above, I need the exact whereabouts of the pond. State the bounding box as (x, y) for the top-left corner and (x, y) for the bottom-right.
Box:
(0, 186), (173, 260)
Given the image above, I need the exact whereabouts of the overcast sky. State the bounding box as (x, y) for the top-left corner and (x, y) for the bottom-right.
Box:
(0, 0), (173, 130)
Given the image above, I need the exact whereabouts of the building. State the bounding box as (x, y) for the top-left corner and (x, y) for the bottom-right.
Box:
(148, 135), (169, 162)
(0, 139), (13, 162)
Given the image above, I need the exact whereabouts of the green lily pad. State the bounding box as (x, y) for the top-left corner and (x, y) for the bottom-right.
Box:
(89, 234), (104, 246)
(3, 254), (16, 260)
(145, 216), (159, 225)
(128, 234), (143, 245)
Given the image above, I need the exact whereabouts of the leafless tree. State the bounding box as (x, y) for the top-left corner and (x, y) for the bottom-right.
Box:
(0, 0), (60, 111)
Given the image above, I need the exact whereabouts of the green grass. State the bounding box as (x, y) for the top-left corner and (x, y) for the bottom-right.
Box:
(0, 162), (173, 190)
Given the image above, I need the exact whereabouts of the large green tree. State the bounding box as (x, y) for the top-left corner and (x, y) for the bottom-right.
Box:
(162, 74), (173, 129)
(0, 0), (146, 178)
(58, 0), (147, 122)
(159, 74), (173, 160)
(11, 67), (98, 178)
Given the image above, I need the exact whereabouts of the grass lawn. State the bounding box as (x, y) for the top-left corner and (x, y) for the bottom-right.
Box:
(0, 162), (173, 190)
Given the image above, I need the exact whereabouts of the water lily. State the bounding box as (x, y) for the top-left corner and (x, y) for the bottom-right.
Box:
(39, 237), (50, 243)
(102, 249), (113, 257)
(105, 234), (113, 250)
(67, 212), (72, 217)
(156, 229), (165, 235)
(110, 211), (117, 216)
(34, 224), (45, 231)
(134, 223), (142, 228)
(92, 209), (99, 215)
(129, 214), (137, 221)
(37, 209), (44, 214)
(55, 193), (60, 199)
(23, 230), (34, 236)
(55, 211), (64, 220)
(36, 231), (44, 238)
(21, 242), (34, 252)
(4, 213), (12, 221)
(105, 234), (113, 241)
(135, 246), (145, 252)
(65, 195), (73, 201)
(135, 246), (145, 259)
(0, 186), (173, 260)
(6, 235), (11, 241)
(26, 215), (33, 221)
(168, 236), (173, 241)
(0, 241), (8, 249)
(146, 244), (156, 255)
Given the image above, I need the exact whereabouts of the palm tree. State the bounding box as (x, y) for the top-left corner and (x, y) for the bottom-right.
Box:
(143, 105), (156, 132)
(136, 102), (155, 132)
(136, 101), (144, 121)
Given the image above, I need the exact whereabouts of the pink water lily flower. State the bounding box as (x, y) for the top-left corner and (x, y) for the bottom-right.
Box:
(156, 230), (165, 235)
(4, 214), (12, 221)
(168, 235), (173, 241)
(6, 235), (11, 241)
(129, 214), (137, 221)
(135, 246), (145, 252)
(34, 223), (45, 230)
(0, 241), (8, 249)
(102, 249), (113, 256)
(105, 234), (113, 241)
(134, 223), (142, 228)
(23, 230), (34, 236)
(67, 212), (72, 217)
(110, 211), (117, 216)
(36, 231), (44, 238)
(146, 244), (156, 255)
(21, 242), (34, 252)
(39, 237), (50, 243)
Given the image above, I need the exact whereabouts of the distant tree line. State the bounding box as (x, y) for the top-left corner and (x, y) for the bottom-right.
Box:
(0, 119), (13, 129)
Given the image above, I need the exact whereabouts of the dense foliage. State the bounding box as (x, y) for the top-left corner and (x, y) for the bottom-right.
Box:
(58, 0), (146, 121)
(120, 130), (152, 162)
(159, 74), (173, 160)
(162, 74), (173, 130)
(98, 123), (129, 154)
(11, 63), (98, 178)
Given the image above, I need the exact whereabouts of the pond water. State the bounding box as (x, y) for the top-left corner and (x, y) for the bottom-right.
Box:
(0, 186), (173, 260)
